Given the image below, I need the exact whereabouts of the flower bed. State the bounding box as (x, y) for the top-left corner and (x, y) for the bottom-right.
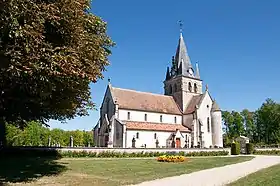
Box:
(157, 155), (186, 162)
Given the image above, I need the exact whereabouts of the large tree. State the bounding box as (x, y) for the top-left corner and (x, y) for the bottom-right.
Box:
(0, 0), (114, 143)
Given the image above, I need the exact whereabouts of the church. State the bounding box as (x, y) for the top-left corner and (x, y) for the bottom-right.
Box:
(94, 32), (223, 148)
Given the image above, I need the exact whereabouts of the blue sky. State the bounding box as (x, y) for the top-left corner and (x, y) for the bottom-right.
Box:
(49, 0), (280, 130)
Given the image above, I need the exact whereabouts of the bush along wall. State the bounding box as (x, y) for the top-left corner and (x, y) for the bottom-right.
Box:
(231, 142), (241, 155)
(253, 150), (280, 155)
(59, 150), (229, 158)
(246, 143), (254, 154)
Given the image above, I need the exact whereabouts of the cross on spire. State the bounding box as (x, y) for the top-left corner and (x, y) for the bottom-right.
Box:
(178, 20), (183, 34)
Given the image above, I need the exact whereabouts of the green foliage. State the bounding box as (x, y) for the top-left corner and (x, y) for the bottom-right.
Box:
(59, 150), (229, 158)
(222, 99), (280, 145)
(246, 143), (254, 154)
(0, 0), (114, 129)
(5, 121), (93, 147)
(231, 142), (240, 155)
(253, 150), (280, 155)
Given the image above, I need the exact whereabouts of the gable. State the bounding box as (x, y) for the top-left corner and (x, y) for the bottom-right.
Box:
(184, 94), (204, 114)
(111, 87), (182, 115)
(197, 91), (213, 112)
(100, 84), (114, 110)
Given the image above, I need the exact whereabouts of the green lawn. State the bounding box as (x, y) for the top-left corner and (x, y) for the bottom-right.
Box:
(228, 163), (280, 186)
(1, 156), (253, 186)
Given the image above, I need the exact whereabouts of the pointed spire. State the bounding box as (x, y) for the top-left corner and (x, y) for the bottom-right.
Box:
(174, 32), (193, 77)
(195, 61), (200, 79)
(165, 67), (171, 81)
(205, 84), (209, 91)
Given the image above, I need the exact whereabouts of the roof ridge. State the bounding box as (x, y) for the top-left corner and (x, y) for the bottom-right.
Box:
(112, 86), (174, 98)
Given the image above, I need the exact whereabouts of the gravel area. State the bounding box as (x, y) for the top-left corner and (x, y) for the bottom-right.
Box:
(131, 155), (280, 186)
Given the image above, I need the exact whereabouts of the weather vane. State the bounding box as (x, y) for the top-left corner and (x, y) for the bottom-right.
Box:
(178, 20), (183, 33)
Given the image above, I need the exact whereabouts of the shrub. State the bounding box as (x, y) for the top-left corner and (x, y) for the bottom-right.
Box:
(231, 142), (240, 155)
(253, 150), (280, 155)
(186, 151), (228, 156)
(246, 143), (254, 154)
(157, 155), (186, 162)
(0, 147), (230, 158)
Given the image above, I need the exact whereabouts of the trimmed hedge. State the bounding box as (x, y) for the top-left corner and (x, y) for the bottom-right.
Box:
(59, 150), (229, 158)
(0, 147), (62, 158)
(0, 147), (229, 158)
(246, 143), (254, 154)
(253, 149), (280, 155)
(231, 142), (241, 155)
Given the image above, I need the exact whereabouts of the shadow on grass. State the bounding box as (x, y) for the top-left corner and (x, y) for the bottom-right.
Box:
(0, 147), (67, 185)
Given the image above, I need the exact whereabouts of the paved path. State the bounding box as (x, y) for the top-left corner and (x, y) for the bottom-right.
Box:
(132, 155), (280, 186)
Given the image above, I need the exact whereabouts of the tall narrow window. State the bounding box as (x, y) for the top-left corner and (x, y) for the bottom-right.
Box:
(136, 132), (139, 139)
(207, 117), (210, 132)
(188, 82), (192, 92)
(194, 83), (198, 93)
(174, 84), (177, 92)
(169, 84), (172, 94)
(127, 112), (131, 120)
(174, 116), (177, 124)
(154, 133), (157, 139)
(144, 114), (147, 121)
(160, 115), (163, 122)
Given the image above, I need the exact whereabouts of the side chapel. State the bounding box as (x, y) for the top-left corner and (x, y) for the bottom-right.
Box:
(94, 31), (223, 148)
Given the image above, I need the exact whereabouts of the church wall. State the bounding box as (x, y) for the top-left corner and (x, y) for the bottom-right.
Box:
(126, 130), (189, 148)
(114, 119), (124, 147)
(118, 109), (182, 124)
(211, 111), (223, 147)
(93, 122), (99, 146)
(197, 92), (213, 148)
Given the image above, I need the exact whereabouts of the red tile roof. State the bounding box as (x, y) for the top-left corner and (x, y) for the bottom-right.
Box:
(184, 94), (204, 114)
(125, 121), (190, 132)
(111, 87), (182, 115)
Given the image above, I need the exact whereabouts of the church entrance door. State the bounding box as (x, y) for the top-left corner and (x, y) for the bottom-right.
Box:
(176, 138), (181, 148)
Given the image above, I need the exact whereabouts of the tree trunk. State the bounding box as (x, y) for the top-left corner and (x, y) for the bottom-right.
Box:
(0, 117), (7, 147)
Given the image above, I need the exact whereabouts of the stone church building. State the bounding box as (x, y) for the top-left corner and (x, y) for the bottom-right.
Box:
(94, 33), (223, 148)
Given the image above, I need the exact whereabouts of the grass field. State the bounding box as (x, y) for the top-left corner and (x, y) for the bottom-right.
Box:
(1, 156), (253, 186)
(228, 163), (280, 186)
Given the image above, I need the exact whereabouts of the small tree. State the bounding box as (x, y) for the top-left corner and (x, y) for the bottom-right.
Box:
(231, 142), (241, 155)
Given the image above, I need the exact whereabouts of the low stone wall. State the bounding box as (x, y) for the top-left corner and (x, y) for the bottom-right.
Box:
(58, 147), (231, 154)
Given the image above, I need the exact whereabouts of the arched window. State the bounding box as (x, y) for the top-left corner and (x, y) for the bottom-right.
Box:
(207, 117), (210, 132)
(194, 83), (198, 93)
(160, 115), (163, 122)
(154, 133), (157, 139)
(169, 84), (172, 94)
(188, 82), (192, 92)
(136, 132), (139, 139)
(127, 112), (131, 120)
(174, 116), (177, 124)
(144, 114), (147, 121)
(174, 84), (177, 92)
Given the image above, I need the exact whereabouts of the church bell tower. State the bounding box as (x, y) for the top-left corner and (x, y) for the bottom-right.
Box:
(164, 29), (203, 112)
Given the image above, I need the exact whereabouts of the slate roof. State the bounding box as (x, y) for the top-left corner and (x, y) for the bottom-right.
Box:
(111, 87), (182, 115)
(184, 94), (204, 114)
(125, 121), (190, 132)
(211, 100), (221, 112)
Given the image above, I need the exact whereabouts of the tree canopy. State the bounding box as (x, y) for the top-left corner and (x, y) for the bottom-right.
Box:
(6, 121), (94, 147)
(0, 0), (114, 127)
(222, 98), (280, 146)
